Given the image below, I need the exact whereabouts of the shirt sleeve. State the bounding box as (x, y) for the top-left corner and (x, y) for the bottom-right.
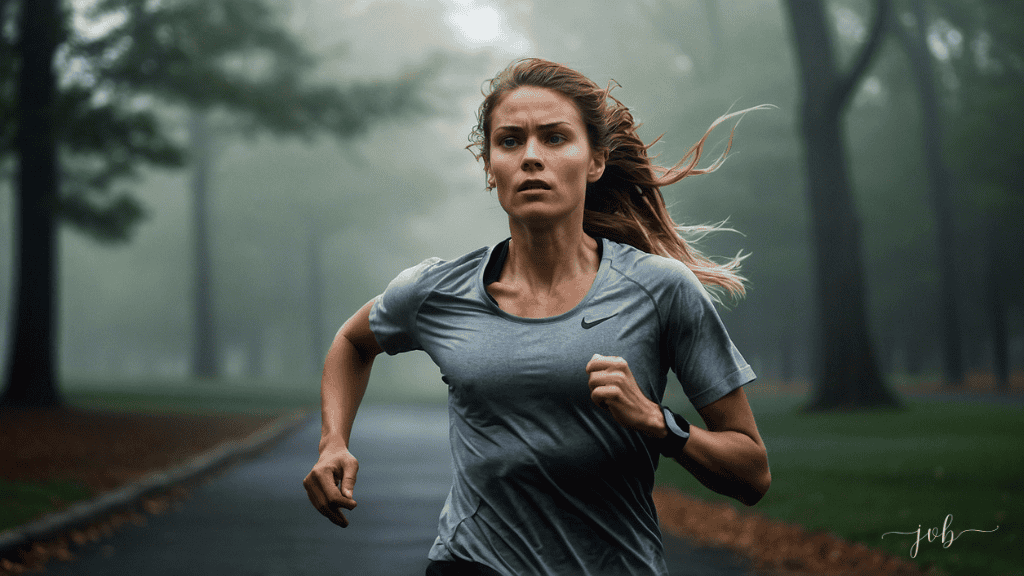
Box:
(368, 257), (442, 355)
(662, 266), (755, 410)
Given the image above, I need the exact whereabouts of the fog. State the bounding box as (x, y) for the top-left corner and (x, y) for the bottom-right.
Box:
(2, 0), (1021, 403)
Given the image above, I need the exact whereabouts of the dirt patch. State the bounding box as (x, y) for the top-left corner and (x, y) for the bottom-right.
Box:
(654, 486), (928, 576)
(0, 406), (276, 575)
(0, 407), (274, 493)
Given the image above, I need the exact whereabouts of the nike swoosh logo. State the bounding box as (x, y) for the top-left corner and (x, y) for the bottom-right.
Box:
(581, 314), (617, 329)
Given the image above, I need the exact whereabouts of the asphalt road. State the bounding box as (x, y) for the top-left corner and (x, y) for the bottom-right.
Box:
(42, 404), (755, 576)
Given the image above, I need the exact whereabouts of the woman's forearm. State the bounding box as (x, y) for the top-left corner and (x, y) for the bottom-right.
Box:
(672, 425), (770, 506)
(319, 300), (382, 453)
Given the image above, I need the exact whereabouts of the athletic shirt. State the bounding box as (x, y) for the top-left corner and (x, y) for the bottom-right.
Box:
(369, 237), (755, 576)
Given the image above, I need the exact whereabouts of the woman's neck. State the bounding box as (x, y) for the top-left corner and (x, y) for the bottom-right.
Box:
(488, 218), (600, 318)
(508, 216), (598, 280)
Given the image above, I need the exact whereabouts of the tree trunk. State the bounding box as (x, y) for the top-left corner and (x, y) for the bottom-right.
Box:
(783, 0), (901, 410)
(986, 226), (1009, 393)
(779, 333), (795, 384)
(190, 110), (218, 378)
(2, 0), (62, 408)
(894, 0), (965, 389)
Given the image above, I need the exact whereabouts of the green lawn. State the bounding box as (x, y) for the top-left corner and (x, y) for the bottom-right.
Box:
(656, 393), (1023, 576)
(0, 479), (93, 534)
(64, 377), (322, 415)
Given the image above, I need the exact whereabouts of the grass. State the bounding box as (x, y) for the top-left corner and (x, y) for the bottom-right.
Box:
(656, 392), (1024, 576)
(0, 479), (92, 534)
(63, 377), (322, 415)
(62, 369), (447, 415)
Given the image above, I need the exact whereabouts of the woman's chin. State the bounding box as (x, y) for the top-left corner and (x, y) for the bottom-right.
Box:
(506, 208), (578, 230)
(502, 199), (581, 228)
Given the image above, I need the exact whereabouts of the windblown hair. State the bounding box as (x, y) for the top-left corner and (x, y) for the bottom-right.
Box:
(469, 58), (770, 301)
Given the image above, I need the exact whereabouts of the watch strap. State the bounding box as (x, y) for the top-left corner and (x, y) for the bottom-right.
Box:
(659, 405), (691, 457)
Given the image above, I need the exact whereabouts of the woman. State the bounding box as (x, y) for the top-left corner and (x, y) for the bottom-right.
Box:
(304, 58), (770, 576)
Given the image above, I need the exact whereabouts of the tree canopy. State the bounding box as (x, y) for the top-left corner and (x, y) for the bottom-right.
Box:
(1, 0), (431, 242)
(1, 0), (437, 407)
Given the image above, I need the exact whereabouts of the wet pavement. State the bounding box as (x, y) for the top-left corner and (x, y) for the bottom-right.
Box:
(42, 404), (755, 575)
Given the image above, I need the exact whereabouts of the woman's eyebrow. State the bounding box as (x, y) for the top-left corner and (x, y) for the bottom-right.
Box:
(494, 121), (572, 132)
(538, 121), (571, 130)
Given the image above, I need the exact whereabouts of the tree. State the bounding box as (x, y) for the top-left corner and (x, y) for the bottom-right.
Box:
(932, 0), (1024, 392)
(189, 110), (217, 378)
(890, 0), (965, 388)
(783, 0), (903, 410)
(1, 0), (431, 407)
(3, 0), (63, 407)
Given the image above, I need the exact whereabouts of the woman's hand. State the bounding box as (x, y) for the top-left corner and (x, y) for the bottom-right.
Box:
(586, 354), (667, 438)
(303, 447), (360, 528)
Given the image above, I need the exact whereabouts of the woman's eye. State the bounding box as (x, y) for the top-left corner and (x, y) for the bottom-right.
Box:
(548, 134), (566, 144)
(500, 137), (518, 148)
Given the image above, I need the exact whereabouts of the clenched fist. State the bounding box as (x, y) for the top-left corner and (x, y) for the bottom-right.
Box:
(586, 354), (668, 439)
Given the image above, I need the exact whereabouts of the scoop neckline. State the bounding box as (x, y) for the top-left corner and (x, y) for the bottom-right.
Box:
(477, 237), (609, 324)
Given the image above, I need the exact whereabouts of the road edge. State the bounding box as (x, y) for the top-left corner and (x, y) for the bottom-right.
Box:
(0, 409), (315, 559)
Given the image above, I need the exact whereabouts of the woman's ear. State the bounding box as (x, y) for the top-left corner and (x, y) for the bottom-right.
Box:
(587, 149), (609, 183)
(485, 163), (495, 189)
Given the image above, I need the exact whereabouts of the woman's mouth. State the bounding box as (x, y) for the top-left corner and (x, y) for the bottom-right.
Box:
(518, 179), (551, 191)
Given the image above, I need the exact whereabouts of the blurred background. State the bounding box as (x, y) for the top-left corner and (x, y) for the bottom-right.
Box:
(1, 0), (1021, 406)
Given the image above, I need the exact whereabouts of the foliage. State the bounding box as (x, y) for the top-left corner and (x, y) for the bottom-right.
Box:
(0, 0), (432, 242)
(932, 0), (1024, 260)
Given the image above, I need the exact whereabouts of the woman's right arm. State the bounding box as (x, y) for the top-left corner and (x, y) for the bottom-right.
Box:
(302, 299), (384, 528)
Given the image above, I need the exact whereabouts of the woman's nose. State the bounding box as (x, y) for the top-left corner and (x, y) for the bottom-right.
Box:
(521, 137), (543, 170)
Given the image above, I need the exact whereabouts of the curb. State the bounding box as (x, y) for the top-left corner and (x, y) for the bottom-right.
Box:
(0, 409), (314, 559)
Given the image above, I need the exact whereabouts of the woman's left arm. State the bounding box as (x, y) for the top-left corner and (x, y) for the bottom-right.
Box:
(587, 355), (769, 506)
(670, 387), (770, 506)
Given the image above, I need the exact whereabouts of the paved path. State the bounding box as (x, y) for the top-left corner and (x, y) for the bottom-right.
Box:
(42, 404), (754, 575)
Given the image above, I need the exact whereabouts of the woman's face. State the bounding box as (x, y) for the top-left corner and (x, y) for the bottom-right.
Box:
(486, 86), (605, 228)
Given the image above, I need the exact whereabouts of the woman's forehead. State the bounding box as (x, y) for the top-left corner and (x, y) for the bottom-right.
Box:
(491, 86), (583, 129)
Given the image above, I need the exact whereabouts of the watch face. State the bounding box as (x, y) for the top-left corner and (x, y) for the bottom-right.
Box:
(659, 407), (689, 457)
(663, 408), (689, 439)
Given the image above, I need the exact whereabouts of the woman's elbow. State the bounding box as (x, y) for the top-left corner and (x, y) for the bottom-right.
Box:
(739, 469), (770, 506)
(740, 453), (771, 506)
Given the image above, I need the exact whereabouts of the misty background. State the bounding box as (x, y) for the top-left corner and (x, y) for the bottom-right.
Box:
(2, 0), (1021, 404)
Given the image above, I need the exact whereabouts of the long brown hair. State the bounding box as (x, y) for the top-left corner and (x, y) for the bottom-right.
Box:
(469, 58), (769, 301)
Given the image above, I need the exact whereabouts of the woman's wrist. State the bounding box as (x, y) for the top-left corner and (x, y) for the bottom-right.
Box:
(318, 433), (350, 454)
(643, 401), (670, 439)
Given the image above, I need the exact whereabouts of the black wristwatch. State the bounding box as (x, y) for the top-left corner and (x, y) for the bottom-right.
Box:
(659, 405), (691, 457)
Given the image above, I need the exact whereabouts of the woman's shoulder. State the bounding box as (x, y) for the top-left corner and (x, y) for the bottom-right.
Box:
(603, 237), (703, 291)
(384, 245), (492, 292)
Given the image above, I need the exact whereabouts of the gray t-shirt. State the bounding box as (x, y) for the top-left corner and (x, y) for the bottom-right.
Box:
(369, 237), (754, 576)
